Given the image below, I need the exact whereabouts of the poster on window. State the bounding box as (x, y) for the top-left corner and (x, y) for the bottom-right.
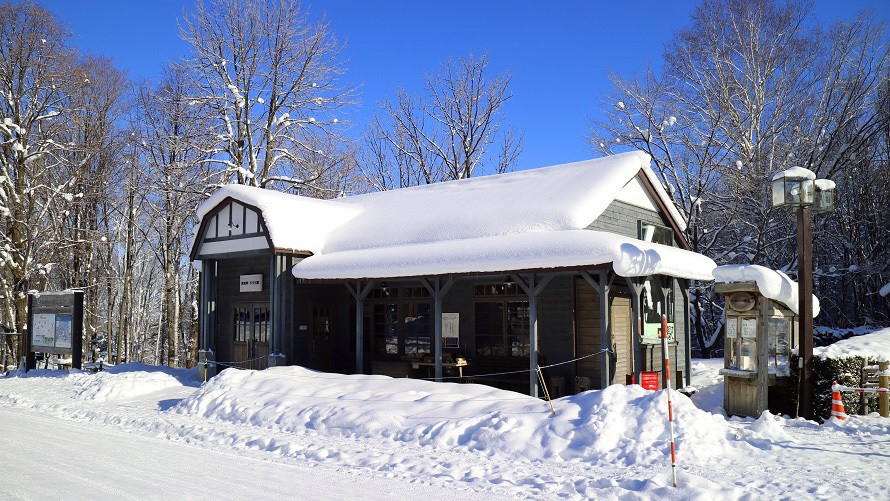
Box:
(32, 313), (56, 348)
(442, 313), (459, 348)
(741, 317), (757, 339)
(726, 318), (737, 339)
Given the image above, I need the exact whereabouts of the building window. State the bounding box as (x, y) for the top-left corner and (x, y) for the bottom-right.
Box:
(403, 303), (431, 355)
(474, 283), (529, 357)
(640, 279), (675, 343)
(639, 221), (673, 246)
(349, 284), (432, 356)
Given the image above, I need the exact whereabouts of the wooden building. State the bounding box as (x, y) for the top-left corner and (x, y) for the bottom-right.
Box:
(190, 151), (715, 396)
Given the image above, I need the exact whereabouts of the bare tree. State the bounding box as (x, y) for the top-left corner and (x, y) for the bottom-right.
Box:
(180, 0), (354, 192)
(0, 1), (78, 361)
(590, 0), (890, 354)
(132, 67), (214, 367)
(362, 53), (522, 190)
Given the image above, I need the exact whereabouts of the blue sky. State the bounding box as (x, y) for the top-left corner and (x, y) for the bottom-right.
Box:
(37, 0), (890, 171)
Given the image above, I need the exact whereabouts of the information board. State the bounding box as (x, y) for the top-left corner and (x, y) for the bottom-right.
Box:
(26, 291), (84, 371)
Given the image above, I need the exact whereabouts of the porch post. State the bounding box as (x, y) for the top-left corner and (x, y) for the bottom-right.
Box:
(514, 273), (554, 397)
(345, 281), (375, 374)
(423, 277), (454, 381)
(599, 271), (614, 388)
(628, 277), (646, 386)
(680, 279), (692, 388)
(660, 277), (672, 389)
(268, 254), (289, 367)
(197, 259), (217, 378)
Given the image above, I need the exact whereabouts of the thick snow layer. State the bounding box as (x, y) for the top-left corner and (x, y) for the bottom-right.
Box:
(2, 362), (889, 499)
(196, 183), (360, 254)
(713, 264), (820, 317)
(814, 326), (890, 362)
(814, 179), (836, 191)
(771, 166), (816, 181)
(194, 152), (691, 267)
(292, 229), (716, 281)
(175, 366), (733, 465)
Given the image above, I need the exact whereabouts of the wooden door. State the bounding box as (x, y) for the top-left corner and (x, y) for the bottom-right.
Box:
(610, 296), (632, 385)
(309, 305), (334, 372)
(251, 304), (270, 370)
(232, 303), (270, 370)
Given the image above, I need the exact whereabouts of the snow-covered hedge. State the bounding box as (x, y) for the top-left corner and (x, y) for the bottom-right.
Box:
(796, 327), (890, 420)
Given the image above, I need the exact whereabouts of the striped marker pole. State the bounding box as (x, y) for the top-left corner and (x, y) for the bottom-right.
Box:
(662, 314), (678, 487)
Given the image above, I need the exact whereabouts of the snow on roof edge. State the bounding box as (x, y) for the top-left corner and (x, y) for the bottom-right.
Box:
(291, 230), (716, 281)
(713, 264), (820, 317)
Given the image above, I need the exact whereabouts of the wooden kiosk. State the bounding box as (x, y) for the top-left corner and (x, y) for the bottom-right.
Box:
(716, 281), (797, 417)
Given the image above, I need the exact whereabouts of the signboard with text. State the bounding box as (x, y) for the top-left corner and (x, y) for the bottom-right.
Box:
(239, 274), (263, 293)
(26, 291), (84, 371)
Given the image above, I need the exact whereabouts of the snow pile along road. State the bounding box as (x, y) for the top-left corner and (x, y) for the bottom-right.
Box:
(175, 366), (735, 465)
(77, 363), (191, 402)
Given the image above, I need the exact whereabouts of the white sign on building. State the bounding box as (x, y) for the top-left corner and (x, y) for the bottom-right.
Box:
(239, 274), (263, 293)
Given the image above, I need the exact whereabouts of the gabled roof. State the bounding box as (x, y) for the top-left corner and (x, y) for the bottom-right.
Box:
(190, 151), (711, 280)
(193, 151), (685, 254)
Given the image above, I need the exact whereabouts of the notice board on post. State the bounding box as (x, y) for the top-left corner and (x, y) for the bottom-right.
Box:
(25, 290), (84, 371)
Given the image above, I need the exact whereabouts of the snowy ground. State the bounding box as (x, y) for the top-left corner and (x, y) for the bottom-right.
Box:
(1, 361), (888, 500)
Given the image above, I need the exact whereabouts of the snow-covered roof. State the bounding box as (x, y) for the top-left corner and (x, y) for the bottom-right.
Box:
(771, 166), (816, 181)
(291, 230), (716, 281)
(193, 151), (705, 279)
(195, 184), (360, 254)
(713, 264), (820, 317)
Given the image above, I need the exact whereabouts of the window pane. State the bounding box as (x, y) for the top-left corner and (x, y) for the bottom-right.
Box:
(507, 301), (530, 357)
(475, 302), (504, 356)
(404, 302), (431, 355)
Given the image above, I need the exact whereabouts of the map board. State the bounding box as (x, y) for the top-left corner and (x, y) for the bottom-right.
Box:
(26, 291), (83, 371)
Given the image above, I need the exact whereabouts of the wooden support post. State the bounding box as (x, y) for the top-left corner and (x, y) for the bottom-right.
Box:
(345, 281), (375, 374)
(880, 361), (889, 418)
(797, 206), (815, 420)
(423, 277), (454, 381)
(628, 278), (646, 385)
(514, 273), (554, 397)
(755, 294), (770, 414)
(680, 279), (692, 388)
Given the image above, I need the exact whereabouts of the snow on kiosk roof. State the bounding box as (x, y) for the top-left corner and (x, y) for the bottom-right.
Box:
(713, 264), (820, 317)
(193, 151), (709, 280)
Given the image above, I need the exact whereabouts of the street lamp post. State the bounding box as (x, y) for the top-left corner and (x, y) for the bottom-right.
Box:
(770, 167), (835, 420)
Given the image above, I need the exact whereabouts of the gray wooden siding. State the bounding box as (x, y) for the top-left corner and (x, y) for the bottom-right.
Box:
(586, 200), (673, 241)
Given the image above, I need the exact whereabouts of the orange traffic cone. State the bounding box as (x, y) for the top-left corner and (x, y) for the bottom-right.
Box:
(831, 382), (847, 421)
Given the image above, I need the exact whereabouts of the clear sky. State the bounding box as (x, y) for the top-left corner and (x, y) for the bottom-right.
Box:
(35, 0), (890, 171)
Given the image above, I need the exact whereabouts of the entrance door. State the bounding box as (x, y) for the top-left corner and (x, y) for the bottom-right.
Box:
(309, 305), (334, 372)
(232, 303), (270, 369)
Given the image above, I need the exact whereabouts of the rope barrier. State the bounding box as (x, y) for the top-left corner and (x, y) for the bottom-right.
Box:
(416, 348), (611, 381)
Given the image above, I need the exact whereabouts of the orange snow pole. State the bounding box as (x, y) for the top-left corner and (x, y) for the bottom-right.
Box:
(661, 314), (678, 487)
(830, 382), (847, 421)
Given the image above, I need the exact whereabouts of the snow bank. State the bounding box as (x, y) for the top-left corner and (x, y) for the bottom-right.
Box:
(173, 366), (735, 465)
(713, 264), (820, 317)
(293, 229), (716, 281)
(76, 363), (196, 402)
(814, 327), (890, 362)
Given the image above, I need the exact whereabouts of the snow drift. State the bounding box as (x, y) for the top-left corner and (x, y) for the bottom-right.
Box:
(173, 366), (736, 465)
